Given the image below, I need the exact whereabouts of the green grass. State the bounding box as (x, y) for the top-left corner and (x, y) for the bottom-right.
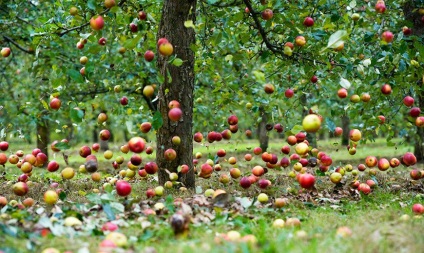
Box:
(1, 138), (423, 253)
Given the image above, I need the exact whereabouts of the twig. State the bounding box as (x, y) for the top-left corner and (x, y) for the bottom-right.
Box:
(3, 35), (34, 54)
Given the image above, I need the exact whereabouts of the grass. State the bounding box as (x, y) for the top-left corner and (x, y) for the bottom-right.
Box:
(1, 137), (423, 253)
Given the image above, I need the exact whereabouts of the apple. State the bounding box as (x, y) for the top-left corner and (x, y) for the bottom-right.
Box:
(1, 47), (11, 57)
(138, 11), (147, 20)
(303, 17), (314, 27)
(90, 16), (105, 31)
(264, 83), (275, 94)
(79, 145), (91, 158)
(351, 13), (360, 21)
(285, 88), (294, 98)
(143, 50), (155, 63)
(139, 122), (152, 133)
(302, 114), (321, 133)
(258, 193), (269, 203)
(227, 114), (238, 125)
(144, 161), (158, 174)
(403, 96), (414, 107)
(261, 9), (273, 20)
(381, 31), (394, 43)
(98, 37), (107, 45)
(128, 137), (146, 153)
(193, 132), (203, 142)
(285, 217), (301, 227)
(412, 203), (424, 215)
(361, 93), (371, 103)
(216, 149), (226, 157)
(99, 129), (111, 141)
(377, 158), (390, 171)
(159, 42), (173, 56)
(337, 88), (348, 98)
(299, 174), (315, 189)
(402, 152), (417, 166)
(76, 41), (84, 49)
(129, 23), (138, 33)
(69, 6), (78, 15)
(47, 160), (60, 172)
(221, 129), (232, 140)
(120, 96), (128, 105)
(310, 75), (318, 83)
(0, 141), (8, 152)
(199, 163), (213, 178)
(295, 142), (309, 155)
(274, 123), (284, 133)
(229, 124), (239, 133)
(105, 232), (128, 247)
(402, 26), (412, 36)
(79, 56), (88, 65)
(239, 177), (251, 189)
(350, 94), (360, 103)
(104, 0), (116, 8)
(287, 135), (297, 146)
(381, 84), (392, 95)
(229, 167), (240, 179)
(8, 154), (18, 164)
(116, 180), (132, 197)
(61, 167), (75, 179)
(49, 98), (61, 110)
(168, 107), (182, 122)
(415, 117), (424, 127)
(410, 169), (421, 180)
(333, 127), (343, 137)
(102, 222), (118, 232)
(91, 143), (100, 152)
(375, 0), (386, 13)
(409, 107), (421, 117)
(44, 190), (58, 204)
(281, 145), (290, 154)
(389, 158), (400, 168)
(330, 172), (342, 184)
(349, 129), (361, 142)
(130, 154), (142, 166)
(359, 183), (371, 194)
(295, 36), (306, 47)
(155, 186), (165, 196)
(164, 148), (177, 161)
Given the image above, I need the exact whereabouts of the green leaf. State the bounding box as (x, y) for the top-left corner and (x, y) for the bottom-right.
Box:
(184, 20), (195, 29)
(103, 203), (116, 221)
(123, 34), (143, 50)
(87, 0), (96, 10)
(86, 193), (102, 204)
(321, 30), (348, 53)
(54, 141), (70, 151)
(152, 111), (163, 130)
(291, 125), (303, 134)
(67, 69), (83, 83)
(171, 58), (184, 67)
(70, 107), (84, 123)
(59, 191), (67, 201)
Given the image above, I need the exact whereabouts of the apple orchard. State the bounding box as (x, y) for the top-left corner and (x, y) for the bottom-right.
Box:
(1, 0), (424, 252)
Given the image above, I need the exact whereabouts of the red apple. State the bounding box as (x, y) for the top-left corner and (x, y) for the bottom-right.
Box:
(389, 158), (400, 168)
(49, 98), (61, 110)
(295, 36), (306, 47)
(129, 23), (138, 33)
(138, 11), (147, 20)
(0, 141), (9, 151)
(116, 180), (132, 197)
(99, 129), (111, 141)
(349, 129), (362, 142)
(144, 161), (158, 174)
(227, 115), (238, 125)
(130, 154), (142, 166)
(402, 26), (412, 36)
(193, 132), (203, 142)
(409, 107), (421, 117)
(164, 148), (177, 161)
(412, 203), (424, 215)
(359, 183), (371, 195)
(98, 37), (107, 45)
(381, 31), (394, 43)
(338, 88), (348, 98)
(377, 158), (390, 171)
(334, 127), (343, 137)
(239, 177), (251, 189)
(403, 96), (414, 107)
(120, 96), (128, 105)
(168, 100), (180, 109)
(375, 0), (386, 13)
(90, 16), (105, 31)
(144, 50), (155, 62)
(303, 17), (314, 27)
(264, 84), (275, 94)
(402, 152), (417, 166)
(285, 89), (294, 98)
(310, 75), (318, 83)
(299, 174), (315, 189)
(261, 9), (273, 20)
(168, 107), (182, 122)
(381, 84), (392, 95)
(128, 137), (146, 153)
(140, 122), (152, 133)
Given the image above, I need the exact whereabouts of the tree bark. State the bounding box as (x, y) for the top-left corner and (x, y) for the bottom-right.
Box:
(36, 117), (49, 166)
(403, 1), (424, 162)
(341, 115), (350, 146)
(156, 0), (197, 188)
(257, 107), (269, 151)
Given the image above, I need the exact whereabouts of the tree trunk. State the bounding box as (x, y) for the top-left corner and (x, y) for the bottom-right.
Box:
(257, 107), (269, 151)
(403, 1), (424, 162)
(36, 117), (49, 166)
(156, 0), (197, 188)
(341, 115), (350, 146)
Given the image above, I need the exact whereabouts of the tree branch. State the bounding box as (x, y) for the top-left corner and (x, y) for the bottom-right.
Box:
(3, 35), (34, 54)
